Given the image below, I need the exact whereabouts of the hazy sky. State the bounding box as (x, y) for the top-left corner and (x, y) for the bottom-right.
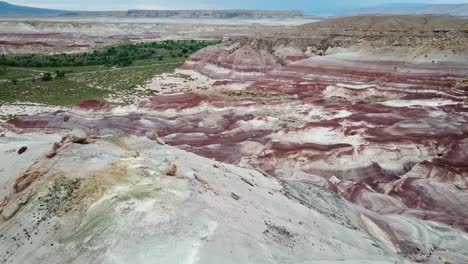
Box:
(8, 0), (468, 13)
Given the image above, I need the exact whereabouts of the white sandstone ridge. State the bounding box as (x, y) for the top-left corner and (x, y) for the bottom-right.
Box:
(0, 102), (68, 123)
(1, 132), (468, 263)
(140, 70), (215, 95)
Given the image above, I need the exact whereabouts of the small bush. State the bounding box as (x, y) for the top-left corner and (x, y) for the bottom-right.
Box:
(42, 73), (52, 81)
(55, 70), (66, 78)
(10, 78), (17, 85)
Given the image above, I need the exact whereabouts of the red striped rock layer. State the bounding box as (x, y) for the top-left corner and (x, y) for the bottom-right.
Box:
(180, 44), (280, 87)
(7, 55), (468, 240)
(251, 55), (468, 98)
(179, 38), (312, 87)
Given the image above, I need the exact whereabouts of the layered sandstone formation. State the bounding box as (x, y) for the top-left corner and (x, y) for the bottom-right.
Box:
(0, 20), (291, 54)
(4, 133), (467, 263)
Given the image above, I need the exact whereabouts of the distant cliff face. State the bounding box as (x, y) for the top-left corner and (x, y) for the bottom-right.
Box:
(0, 0), (303, 19)
(126, 9), (303, 19)
(62, 9), (303, 19)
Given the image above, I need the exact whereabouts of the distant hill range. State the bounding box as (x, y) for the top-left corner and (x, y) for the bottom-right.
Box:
(2, 1), (468, 19)
(345, 3), (468, 17)
(64, 9), (304, 19)
(0, 1), (303, 19)
(0, 1), (66, 16)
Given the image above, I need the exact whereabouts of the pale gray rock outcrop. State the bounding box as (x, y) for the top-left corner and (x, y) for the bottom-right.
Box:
(1, 133), (467, 263)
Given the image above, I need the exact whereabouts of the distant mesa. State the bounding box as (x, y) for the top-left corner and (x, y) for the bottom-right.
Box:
(1, 0), (468, 19)
(0, 1), (303, 19)
(126, 9), (303, 19)
(61, 10), (304, 19)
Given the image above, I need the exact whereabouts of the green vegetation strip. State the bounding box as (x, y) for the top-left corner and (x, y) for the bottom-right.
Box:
(0, 40), (220, 106)
(0, 40), (220, 67)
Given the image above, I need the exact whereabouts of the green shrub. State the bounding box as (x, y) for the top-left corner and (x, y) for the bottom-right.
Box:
(55, 70), (66, 78)
(42, 73), (52, 81)
(0, 40), (221, 68)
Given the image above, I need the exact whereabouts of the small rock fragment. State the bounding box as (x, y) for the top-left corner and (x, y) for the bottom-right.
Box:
(128, 151), (139, 158)
(156, 137), (166, 145)
(18, 193), (30, 205)
(146, 131), (166, 145)
(145, 131), (159, 141)
(231, 192), (241, 200)
(256, 168), (269, 177)
(52, 142), (62, 150)
(241, 177), (254, 187)
(18, 146), (28, 155)
(63, 114), (70, 122)
(46, 142), (62, 158)
(68, 129), (88, 144)
(1, 201), (20, 220)
(194, 173), (208, 184)
(46, 150), (57, 158)
(15, 171), (41, 192)
(167, 163), (178, 176)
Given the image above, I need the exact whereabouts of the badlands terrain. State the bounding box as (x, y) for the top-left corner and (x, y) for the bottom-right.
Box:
(1, 15), (468, 264)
